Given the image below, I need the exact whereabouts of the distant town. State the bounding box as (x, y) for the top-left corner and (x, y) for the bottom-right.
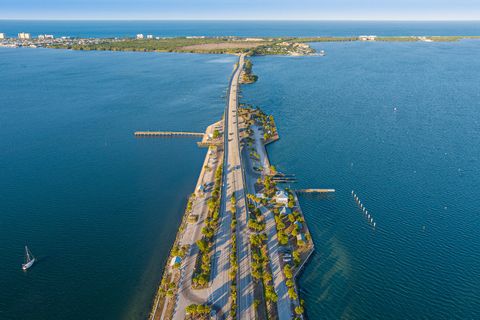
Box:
(0, 32), (101, 48)
(1, 32), (478, 56)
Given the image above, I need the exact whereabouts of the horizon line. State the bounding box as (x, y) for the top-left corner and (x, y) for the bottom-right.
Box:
(1, 18), (480, 22)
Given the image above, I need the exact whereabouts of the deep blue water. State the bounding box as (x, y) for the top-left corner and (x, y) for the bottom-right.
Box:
(242, 40), (480, 319)
(0, 20), (480, 38)
(1, 20), (480, 320)
(0, 48), (236, 319)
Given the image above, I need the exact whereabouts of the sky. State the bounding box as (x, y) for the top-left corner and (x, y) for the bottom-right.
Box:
(1, 0), (479, 20)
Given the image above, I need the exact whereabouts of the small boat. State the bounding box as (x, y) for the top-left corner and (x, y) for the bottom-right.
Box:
(319, 50), (326, 56)
(22, 246), (35, 271)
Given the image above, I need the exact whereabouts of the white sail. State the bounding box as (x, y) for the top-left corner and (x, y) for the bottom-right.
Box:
(22, 246), (35, 270)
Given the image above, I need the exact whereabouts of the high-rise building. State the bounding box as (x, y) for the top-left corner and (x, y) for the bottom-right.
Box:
(18, 32), (31, 40)
(38, 34), (54, 40)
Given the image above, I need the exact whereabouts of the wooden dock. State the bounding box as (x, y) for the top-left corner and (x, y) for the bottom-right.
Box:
(296, 189), (335, 193)
(134, 131), (204, 137)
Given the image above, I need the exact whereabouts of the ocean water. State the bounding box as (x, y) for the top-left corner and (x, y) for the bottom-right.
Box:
(0, 20), (480, 38)
(242, 40), (480, 319)
(1, 21), (480, 320)
(0, 47), (236, 319)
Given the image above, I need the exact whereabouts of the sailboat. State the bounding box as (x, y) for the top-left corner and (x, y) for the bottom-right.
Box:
(22, 246), (35, 271)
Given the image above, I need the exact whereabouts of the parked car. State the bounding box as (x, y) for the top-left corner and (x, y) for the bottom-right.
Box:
(210, 310), (217, 320)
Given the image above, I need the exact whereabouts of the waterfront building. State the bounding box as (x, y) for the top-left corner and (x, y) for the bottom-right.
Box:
(136, 34), (144, 39)
(146, 34), (153, 39)
(359, 35), (377, 41)
(38, 34), (54, 40)
(418, 36), (433, 42)
(275, 189), (289, 204)
(18, 32), (31, 40)
(0, 33), (5, 39)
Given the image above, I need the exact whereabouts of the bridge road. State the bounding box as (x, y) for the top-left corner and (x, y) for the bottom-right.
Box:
(226, 54), (255, 319)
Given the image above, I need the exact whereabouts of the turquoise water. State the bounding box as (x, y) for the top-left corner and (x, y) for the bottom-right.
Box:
(1, 20), (480, 38)
(242, 40), (480, 319)
(0, 48), (236, 319)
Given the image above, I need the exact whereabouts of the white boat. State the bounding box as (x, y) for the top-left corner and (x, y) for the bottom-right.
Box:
(22, 246), (35, 271)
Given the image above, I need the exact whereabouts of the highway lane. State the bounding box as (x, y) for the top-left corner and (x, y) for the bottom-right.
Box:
(227, 54), (255, 319)
(207, 54), (246, 319)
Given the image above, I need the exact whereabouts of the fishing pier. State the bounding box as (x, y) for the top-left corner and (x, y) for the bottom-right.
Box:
(134, 121), (224, 149)
(134, 131), (204, 137)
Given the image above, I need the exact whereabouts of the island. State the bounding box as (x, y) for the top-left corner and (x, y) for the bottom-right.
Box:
(2, 34), (479, 56)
